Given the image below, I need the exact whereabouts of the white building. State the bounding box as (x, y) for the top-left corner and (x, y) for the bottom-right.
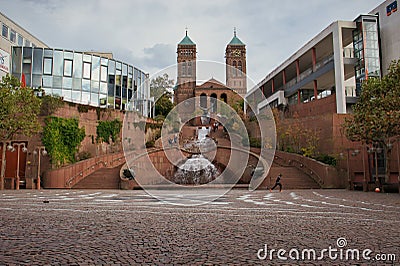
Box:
(246, 0), (400, 115)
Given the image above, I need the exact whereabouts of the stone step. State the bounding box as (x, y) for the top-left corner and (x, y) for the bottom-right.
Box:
(73, 167), (122, 189)
(261, 166), (320, 189)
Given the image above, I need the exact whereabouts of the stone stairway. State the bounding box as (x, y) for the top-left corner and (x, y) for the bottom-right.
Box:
(261, 165), (321, 189)
(73, 166), (122, 189)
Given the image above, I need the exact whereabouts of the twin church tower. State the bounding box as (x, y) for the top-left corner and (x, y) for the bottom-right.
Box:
(174, 29), (247, 105)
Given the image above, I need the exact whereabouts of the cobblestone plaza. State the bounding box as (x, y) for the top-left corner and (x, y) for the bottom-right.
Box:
(0, 189), (399, 265)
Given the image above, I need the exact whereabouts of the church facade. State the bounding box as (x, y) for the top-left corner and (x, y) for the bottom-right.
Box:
(174, 30), (247, 111)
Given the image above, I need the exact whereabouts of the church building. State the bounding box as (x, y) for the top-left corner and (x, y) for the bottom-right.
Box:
(174, 30), (247, 112)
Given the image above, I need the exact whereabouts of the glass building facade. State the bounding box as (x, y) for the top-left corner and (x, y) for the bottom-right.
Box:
(11, 47), (153, 117)
(353, 15), (381, 96)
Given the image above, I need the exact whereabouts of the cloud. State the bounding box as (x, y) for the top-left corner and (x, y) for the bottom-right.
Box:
(129, 43), (176, 73)
(1, 0), (385, 84)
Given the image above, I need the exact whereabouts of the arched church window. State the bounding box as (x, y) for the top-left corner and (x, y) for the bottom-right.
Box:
(221, 93), (227, 103)
(200, 93), (207, 109)
(210, 93), (217, 113)
(233, 61), (237, 77)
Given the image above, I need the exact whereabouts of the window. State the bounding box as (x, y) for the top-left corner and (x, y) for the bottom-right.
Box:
(44, 58), (53, 75)
(182, 61), (186, 76)
(32, 48), (43, 75)
(17, 34), (23, 46)
(43, 58), (53, 75)
(25, 39), (31, 47)
(83, 62), (91, 79)
(53, 50), (63, 76)
(91, 56), (100, 81)
(187, 61), (192, 76)
(10, 29), (16, 43)
(64, 59), (73, 77)
(101, 65), (107, 82)
(200, 93), (207, 109)
(2, 24), (8, 39)
(232, 61), (237, 77)
(73, 53), (82, 78)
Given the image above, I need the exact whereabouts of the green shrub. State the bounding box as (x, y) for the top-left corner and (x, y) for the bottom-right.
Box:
(42, 116), (85, 167)
(77, 104), (89, 113)
(40, 95), (63, 116)
(314, 154), (337, 166)
(249, 137), (261, 148)
(96, 119), (122, 144)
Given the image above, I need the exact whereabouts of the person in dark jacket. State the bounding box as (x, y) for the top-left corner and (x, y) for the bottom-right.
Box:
(270, 173), (282, 192)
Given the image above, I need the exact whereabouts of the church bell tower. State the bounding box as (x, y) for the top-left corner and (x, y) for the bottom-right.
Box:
(225, 29), (247, 96)
(175, 30), (197, 105)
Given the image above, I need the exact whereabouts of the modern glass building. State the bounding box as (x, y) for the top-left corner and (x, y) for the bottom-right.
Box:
(11, 47), (153, 117)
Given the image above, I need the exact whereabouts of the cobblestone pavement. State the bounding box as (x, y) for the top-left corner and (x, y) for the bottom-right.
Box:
(0, 189), (399, 265)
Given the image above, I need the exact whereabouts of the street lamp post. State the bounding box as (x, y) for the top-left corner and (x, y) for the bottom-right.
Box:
(7, 142), (28, 190)
(367, 144), (383, 191)
(33, 146), (47, 190)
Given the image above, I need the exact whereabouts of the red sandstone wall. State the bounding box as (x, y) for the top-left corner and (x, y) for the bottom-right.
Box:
(52, 104), (125, 157)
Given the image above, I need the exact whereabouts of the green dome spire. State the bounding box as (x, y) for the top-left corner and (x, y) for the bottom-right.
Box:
(228, 27), (245, 46)
(178, 29), (195, 45)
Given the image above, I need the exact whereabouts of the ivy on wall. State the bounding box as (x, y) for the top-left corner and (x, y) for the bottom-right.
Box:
(40, 95), (64, 116)
(42, 116), (85, 168)
(96, 119), (122, 144)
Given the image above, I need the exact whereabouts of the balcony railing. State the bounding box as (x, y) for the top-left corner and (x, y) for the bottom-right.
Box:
(345, 86), (357, 97)
(279, 54), (334, 92)
(343, 47), (355, 58)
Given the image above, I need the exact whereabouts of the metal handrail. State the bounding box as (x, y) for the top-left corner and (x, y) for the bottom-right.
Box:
(273, 153), (324, 187)
(65, 153), (126, 188)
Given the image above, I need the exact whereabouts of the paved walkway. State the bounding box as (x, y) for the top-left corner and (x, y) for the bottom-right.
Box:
(0, 189), (399, 265)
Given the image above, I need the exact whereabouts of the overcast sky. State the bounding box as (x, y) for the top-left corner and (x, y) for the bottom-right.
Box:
(1, 0), (384, 84)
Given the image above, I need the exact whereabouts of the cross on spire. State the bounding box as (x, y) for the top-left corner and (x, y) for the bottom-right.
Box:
(185, 26), (188, 36)
(234, 27), (237, 37)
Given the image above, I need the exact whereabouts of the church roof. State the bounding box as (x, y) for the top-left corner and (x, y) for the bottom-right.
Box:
(178, 31), (195, 45)
(228, 29), (245, 46)
(196, 78), (228, 89)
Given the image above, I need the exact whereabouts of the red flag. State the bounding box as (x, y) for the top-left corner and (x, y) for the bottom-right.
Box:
(21, 73), (26, 87)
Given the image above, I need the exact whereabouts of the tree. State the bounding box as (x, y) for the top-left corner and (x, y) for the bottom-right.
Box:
(0, 75), (41, 189)
(150, 73), (174, 100)
(344, 60), (400, 187)
(150, 74), (175, 119)
(154, 92), (174, 118)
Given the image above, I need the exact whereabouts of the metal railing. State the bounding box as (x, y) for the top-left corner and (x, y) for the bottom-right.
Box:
(273, 153), (324, 187)
(64, 153), (126, 188)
